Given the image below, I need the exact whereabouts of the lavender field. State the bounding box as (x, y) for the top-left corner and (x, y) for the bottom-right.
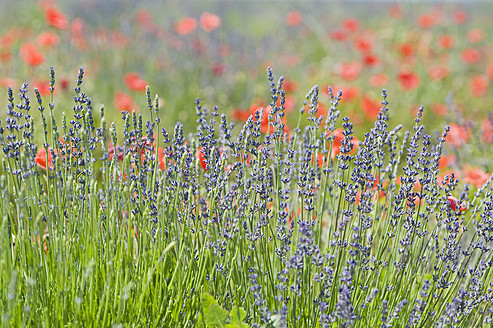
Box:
(0, 1), (492, 327)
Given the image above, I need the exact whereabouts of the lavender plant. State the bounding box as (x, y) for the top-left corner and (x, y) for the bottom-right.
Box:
(0, 67), (492, 327)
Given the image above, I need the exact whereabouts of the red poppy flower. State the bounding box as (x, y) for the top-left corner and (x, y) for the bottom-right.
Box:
(282, 79), (298, 93)
(453, 10), (467, 25)
(398, 71), (420, 90)
(71, 18), (84, 37)
(470, 75), (489, 97)
(36, 147), (55, 170)
(428, 66), (448, 81)
(398, 43), (414, 58)
(447, 196), (467, 212)
(124, 73), (147, 92)
(438, 155), (455, 170)
(286, 11), (302, 26)
(355, 37), (372, 52)
(482, 118), (493, 143)
(0, 77), (17, 88)
(462, 166), (490, 188)
(329, 29), (347, 41)
(342, 18), (359, 32)
(327, 128), (359, 159)
(467, 28), (485, 44)
(136, 10), (153, 29)
(197, 146), (219, 171)
(361, 95), (381, 120)
(388, 4), (403, 18)
(276, 95), (296, 113)
(461, 48), (481, 64)
(37, 31), (60, 47)
(114, 91), (137, 112)
(363, 53), (379, 67)
(33, 80), (51, 96)
(445, 123), (470, 148)
(44, 7), (68, 30)
(336, 62), (361, 81)
(418, 13), (437, 28)
(108, 144), (124, 162)
(200, 12), (221, 32)
(330, 85), (359, 102)
(487, 63), (493, 80)
(174, 17), (197, 35)
(431, 103), (446, 116)
(438, 35), (455, 49)
(231, 108), (251, 122)
(19, 43), (45, 66)
(369, 73), (389, 87)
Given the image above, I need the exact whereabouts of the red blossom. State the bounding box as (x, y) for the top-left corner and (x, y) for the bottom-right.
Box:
(36, 147), (55, 170)
(286, 11), (302, 26)
(447, 196), (467, 212)
(369, 73), (389, 87)
(469, 75), (489, 97)
(329, 29), (347, 41)
(361, 95), (381, 120)
(398, 71), (420, 90)
(398, 43), (414, 58)
(388, 4), (403, 18)
(438, 35), (455, 49)
(200, 12), (221, 32)
(453, 10), (467, 25)
(363, 53), (379, 67)
(467, 28), (485, 43)
(19, 43), (45, 66)
(445, 123), (470, 148)
(336, 61), (361, 81)
(428, 66), (448, 81)
(114, 91), (137, 112)
(342, 18), (359, 32)
(174, 17), (197, 35)
(37, 31), (59, 47)
(462, 166), (490, 188)
(44, 7), (68, 30)
(33, 80), (51, 96)
(124, 72), (148, 92)
(461, 48), (481, 64)
(418, 13), (437, 28)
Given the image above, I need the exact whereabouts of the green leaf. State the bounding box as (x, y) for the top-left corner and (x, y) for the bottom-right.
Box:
(202, 293), (229, 327)
(229, 306), (248, 327)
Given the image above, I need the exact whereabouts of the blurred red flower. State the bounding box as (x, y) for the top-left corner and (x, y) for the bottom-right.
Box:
(114, 91), (137, 112)
(336, 62), (361, 81)
(398, 43), (414, 58)
(330, 85), (359, 102)
(481, 118), (493, 143)
(286, 11), (302, 26)
(445, 123), (470, 148)
(431, 103), (447, 116)
(461, 48), (481, 64)
(136, 10), (153, 30)
(438, 35), (455, 49)
(467, 28), (485, 43)
(33, 80), (51, 96)
(369, 73), (389, 87)
(0, 77), (17, 88)
(37, 31), (59, 47)
(398, 71), (420, 90)
(447, 196), (466, 212)
(342, 18), (359, 32)
(469, 75), (489, 97)
(462, 166), (490, 188)
(453, 10), (467, 25)
(200, 12), (221, 32)
(327, 128), (359, 159)
(36, 147), (55, 170)
(329, 29), (347, 41)
(418, 13), (437, 28)
(388, 4), (403, 18)
(174, 17), (197, 35)
(231, 108), (251, 122)
(44, 7), (68, 30)
(428, 66), (448, 81)
(363, 53), (379, 67)
(19, 43), (44, 66)
(355, 37), (372, 52)
(361, 95), (381, 120)
(124, 72), (147, 92)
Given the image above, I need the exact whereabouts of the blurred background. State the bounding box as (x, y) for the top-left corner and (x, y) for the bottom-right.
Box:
(0, 0), (492, 143)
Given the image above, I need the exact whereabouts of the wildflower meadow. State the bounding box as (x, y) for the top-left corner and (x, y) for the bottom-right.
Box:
(1, 1), (493, 327)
